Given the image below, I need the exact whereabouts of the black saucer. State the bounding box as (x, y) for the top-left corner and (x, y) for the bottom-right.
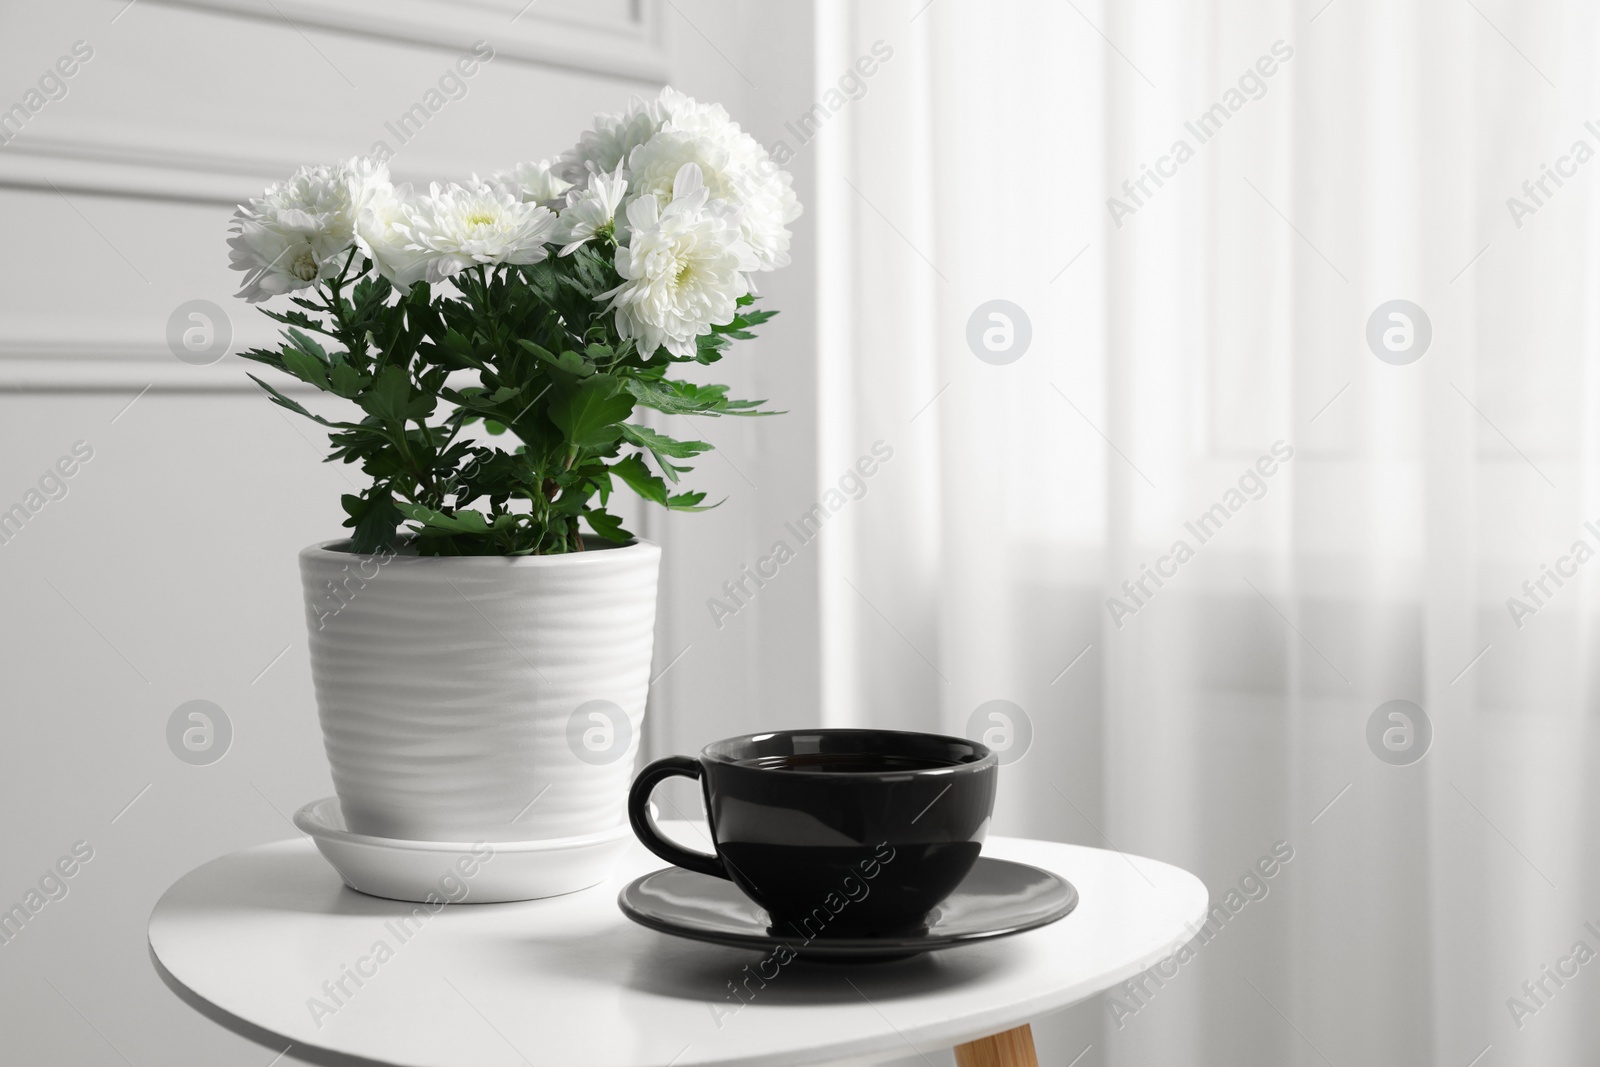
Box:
(618, 856), (1077, 961)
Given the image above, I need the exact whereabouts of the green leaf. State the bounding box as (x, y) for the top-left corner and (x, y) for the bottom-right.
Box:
(238, 346), (286, 369)
(666, 490), (719, 512)
(280, 346), (331, 391)
(342, 491), (404, 552)
(609, 454), (668, 506)
(520, 339), (594, 379)
(359, 366), (433, 422)
(718, 398), (780, 415)
(583, 507), (632, 543)
(395, 502), (491, 534)
(329, 363), (369, 398)
(550, 375), (635, 448)
(620, 423), (711, 459)
(624, 378), (777, 418)
(624, 378), (712, 416)
(259, 308), (337, 338)
(714, 307), (778, 335)
(426, 329), (479, 371)
(692, 332), (729, 364)
(381, 298), (433, 369)
(620, 423), (710, 483)
(286, 328), (330, 364)
(351, 276), (394, 318)
(359, 366), (407, 421)
(247, 374), (346, 428)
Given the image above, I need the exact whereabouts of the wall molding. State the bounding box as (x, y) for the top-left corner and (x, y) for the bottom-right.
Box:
(0, 0), (669, 206)
(0, 125), (481, 207)
(0, 0), (670, 391)
(0, 337), (311, 393)
(146, 0), (668, 83)
(0, 133), (284, 206)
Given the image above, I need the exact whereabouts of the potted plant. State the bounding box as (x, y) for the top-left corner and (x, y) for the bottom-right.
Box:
(226, 88), (799, 897)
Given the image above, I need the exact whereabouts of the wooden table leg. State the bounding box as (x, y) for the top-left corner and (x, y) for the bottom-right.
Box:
(953, 1024), (1039, 1067)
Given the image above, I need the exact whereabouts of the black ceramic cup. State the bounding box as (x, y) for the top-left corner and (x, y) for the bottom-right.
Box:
(627, 728), (998, 937)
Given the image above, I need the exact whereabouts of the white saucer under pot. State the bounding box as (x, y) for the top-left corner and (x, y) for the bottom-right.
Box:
(293, 797), (631, 904)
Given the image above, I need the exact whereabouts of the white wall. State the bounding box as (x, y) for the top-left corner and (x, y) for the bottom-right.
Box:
(0, 1), (824, 1062)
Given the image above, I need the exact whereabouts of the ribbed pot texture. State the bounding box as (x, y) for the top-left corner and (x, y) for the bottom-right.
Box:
(299, 539), (661, 843)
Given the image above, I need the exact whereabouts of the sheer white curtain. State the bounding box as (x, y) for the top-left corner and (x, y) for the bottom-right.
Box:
(817, 1), (1600, 1064)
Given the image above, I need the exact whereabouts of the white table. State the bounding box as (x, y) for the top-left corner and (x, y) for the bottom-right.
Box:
(148, 824), (1207, 1067)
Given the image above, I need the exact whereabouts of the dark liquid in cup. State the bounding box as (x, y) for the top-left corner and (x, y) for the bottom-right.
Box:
(732, 752), (963, 773)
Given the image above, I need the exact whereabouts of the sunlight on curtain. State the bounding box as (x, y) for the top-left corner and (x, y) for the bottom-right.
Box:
(818, 1), (1600, 1064)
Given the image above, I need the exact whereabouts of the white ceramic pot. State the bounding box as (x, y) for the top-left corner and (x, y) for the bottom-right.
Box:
(298, 538), (660, 853)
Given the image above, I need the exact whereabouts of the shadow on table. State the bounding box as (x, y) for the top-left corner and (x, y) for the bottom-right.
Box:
(164, 844), (1013, 1016)
(511, 922), (1013, 1006)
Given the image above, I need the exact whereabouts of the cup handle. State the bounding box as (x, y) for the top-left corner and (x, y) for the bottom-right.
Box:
(628, 756), (728, 880)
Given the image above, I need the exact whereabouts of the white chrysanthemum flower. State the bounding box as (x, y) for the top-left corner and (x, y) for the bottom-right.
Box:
(356, 183), (431, 289)
(228, 156), (388, 302)
(651, 86), (732, 137)
(226, 221), (325, 303)
(492, 158), (572, 208)
(342, 155), (392, 209)
(603, 163), (756, 359)
(394, 181), (558, 284)
(627, 130), (730, 202)
(718, 141), (801, 272)
(624, 95), (801, 272)
(554, 166), (629, 256)
(559, 88), (722, 191)
(554, 97), (666, 186)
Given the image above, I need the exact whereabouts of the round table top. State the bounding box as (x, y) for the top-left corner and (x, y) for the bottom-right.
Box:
(149, 824), (1208, 1067)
